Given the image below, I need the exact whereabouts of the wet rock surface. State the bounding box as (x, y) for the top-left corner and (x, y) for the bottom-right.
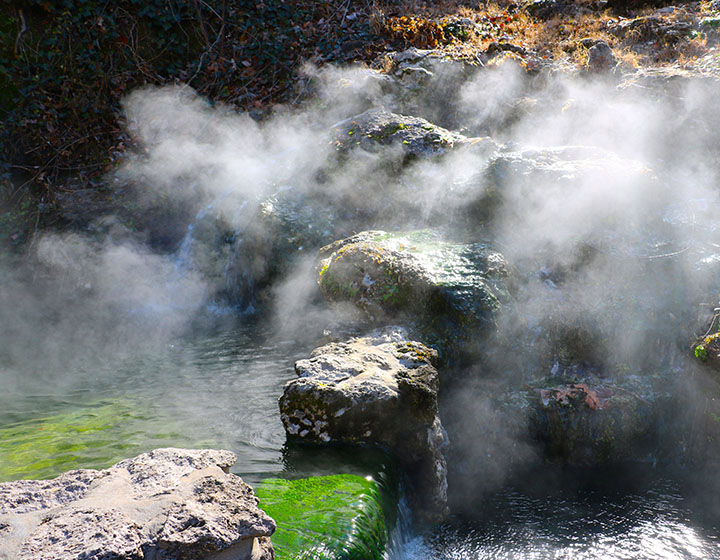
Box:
(0, 448), (275, 560)
(317, 230), (511, 359)
(279, 326), (448, 521)
(528, 379), (659, 465)
(255, 475), (388, 560)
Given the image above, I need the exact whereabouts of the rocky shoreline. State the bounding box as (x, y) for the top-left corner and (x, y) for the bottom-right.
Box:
(0, 449), (275, 560)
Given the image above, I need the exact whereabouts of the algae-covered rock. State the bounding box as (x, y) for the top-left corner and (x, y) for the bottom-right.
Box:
(279, 326), (447, 520)
(255, 474), (387, 560)
(317, 230), (511, 358)
(694, 329), (720, 370)
(0, 448), (275, 560)
(527, 378), (660, 465)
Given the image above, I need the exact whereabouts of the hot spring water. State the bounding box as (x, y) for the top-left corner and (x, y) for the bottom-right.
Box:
(2, 313), (720, 559)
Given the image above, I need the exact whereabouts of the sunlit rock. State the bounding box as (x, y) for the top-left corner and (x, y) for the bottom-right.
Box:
(317, 230), (511, 360)
(331, 108), (470, 159)
(0, 448), (275, 560)
(279, 326), (448, 522)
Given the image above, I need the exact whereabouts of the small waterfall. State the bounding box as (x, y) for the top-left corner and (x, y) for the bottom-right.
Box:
(172, 189), (261, 312)
(174, 201), (216, 274)
(385, 491), (426, 560)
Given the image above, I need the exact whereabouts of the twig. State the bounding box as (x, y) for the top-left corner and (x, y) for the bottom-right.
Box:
(14, 8), (27, 58)
(644, 246), (690, 260)
(193, 0), (211, 49)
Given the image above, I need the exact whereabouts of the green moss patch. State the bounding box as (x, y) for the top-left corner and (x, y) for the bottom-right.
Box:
(255, 474), (388, 560)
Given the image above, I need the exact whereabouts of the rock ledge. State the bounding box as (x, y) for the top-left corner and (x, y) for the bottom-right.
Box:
(0, 448), (275, 560)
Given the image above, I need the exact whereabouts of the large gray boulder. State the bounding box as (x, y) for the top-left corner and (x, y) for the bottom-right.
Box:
(0, 448), (275, 560)
(279, 326), (448, 522)
(317, 230), (512, 360)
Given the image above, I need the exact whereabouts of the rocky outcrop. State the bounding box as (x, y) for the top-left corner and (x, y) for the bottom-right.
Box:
(528, 380), (659, 465)
(610, 8), (698, 54)
(331, 108), (474, 159)
(0, 448), (275, 560)
(278, 326), (448, 521)
(317, 230), (511, 359)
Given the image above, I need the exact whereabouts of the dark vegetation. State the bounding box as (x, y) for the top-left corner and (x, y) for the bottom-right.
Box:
(1, 0), (717, 247)
(0, 0), (383, 245)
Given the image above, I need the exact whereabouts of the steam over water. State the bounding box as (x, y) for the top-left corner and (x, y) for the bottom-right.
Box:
(4, 58), (720, 557)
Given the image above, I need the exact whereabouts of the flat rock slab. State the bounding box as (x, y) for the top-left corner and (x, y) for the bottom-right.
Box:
(279, 326), (448, 521)
(255, 475), (387, 560)
(0, 448), (275, 560)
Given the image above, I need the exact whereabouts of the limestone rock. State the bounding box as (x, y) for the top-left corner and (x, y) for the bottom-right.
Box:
(279, 326), (448, 521)
(0, 448), (275, 560)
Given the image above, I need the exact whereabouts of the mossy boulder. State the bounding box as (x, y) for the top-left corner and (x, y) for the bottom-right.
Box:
(694, 330), (720, 370)
(317, 230), (511, 360)
(331, 108), (480, 160)
(527, 380), (659, 465)
(255, 474), (387, 560)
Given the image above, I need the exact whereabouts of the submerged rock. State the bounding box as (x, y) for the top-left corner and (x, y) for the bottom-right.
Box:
(255, 475), (387, 560)
(279, 326), (448, 521)
(0, 448), (275, 560)
(317, 230), (511, 359)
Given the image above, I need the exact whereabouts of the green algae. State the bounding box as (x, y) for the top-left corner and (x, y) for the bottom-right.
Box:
(255, 474), (388, 560)
(0, 400), (186, 481)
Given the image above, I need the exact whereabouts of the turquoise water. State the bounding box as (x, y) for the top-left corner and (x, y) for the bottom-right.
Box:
(0, 316), (306, 482)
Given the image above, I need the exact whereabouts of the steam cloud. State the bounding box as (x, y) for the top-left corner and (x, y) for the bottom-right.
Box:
(3, 59), (720, 498)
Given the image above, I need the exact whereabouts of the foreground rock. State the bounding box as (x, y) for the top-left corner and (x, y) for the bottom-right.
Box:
(279, 326), (448, 521)
(256, 475), (387, 560)
(0, 448), (275, 560)
(317, 230), (511, 359)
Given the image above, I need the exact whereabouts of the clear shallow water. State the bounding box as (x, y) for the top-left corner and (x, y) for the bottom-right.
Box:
(0, 316), (307, 483)
(2, 316), (720, 558)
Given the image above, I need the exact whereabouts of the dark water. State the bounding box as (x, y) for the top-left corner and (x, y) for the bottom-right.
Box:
(2, 316), (720, 558)
(393, 471), (720, 559)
